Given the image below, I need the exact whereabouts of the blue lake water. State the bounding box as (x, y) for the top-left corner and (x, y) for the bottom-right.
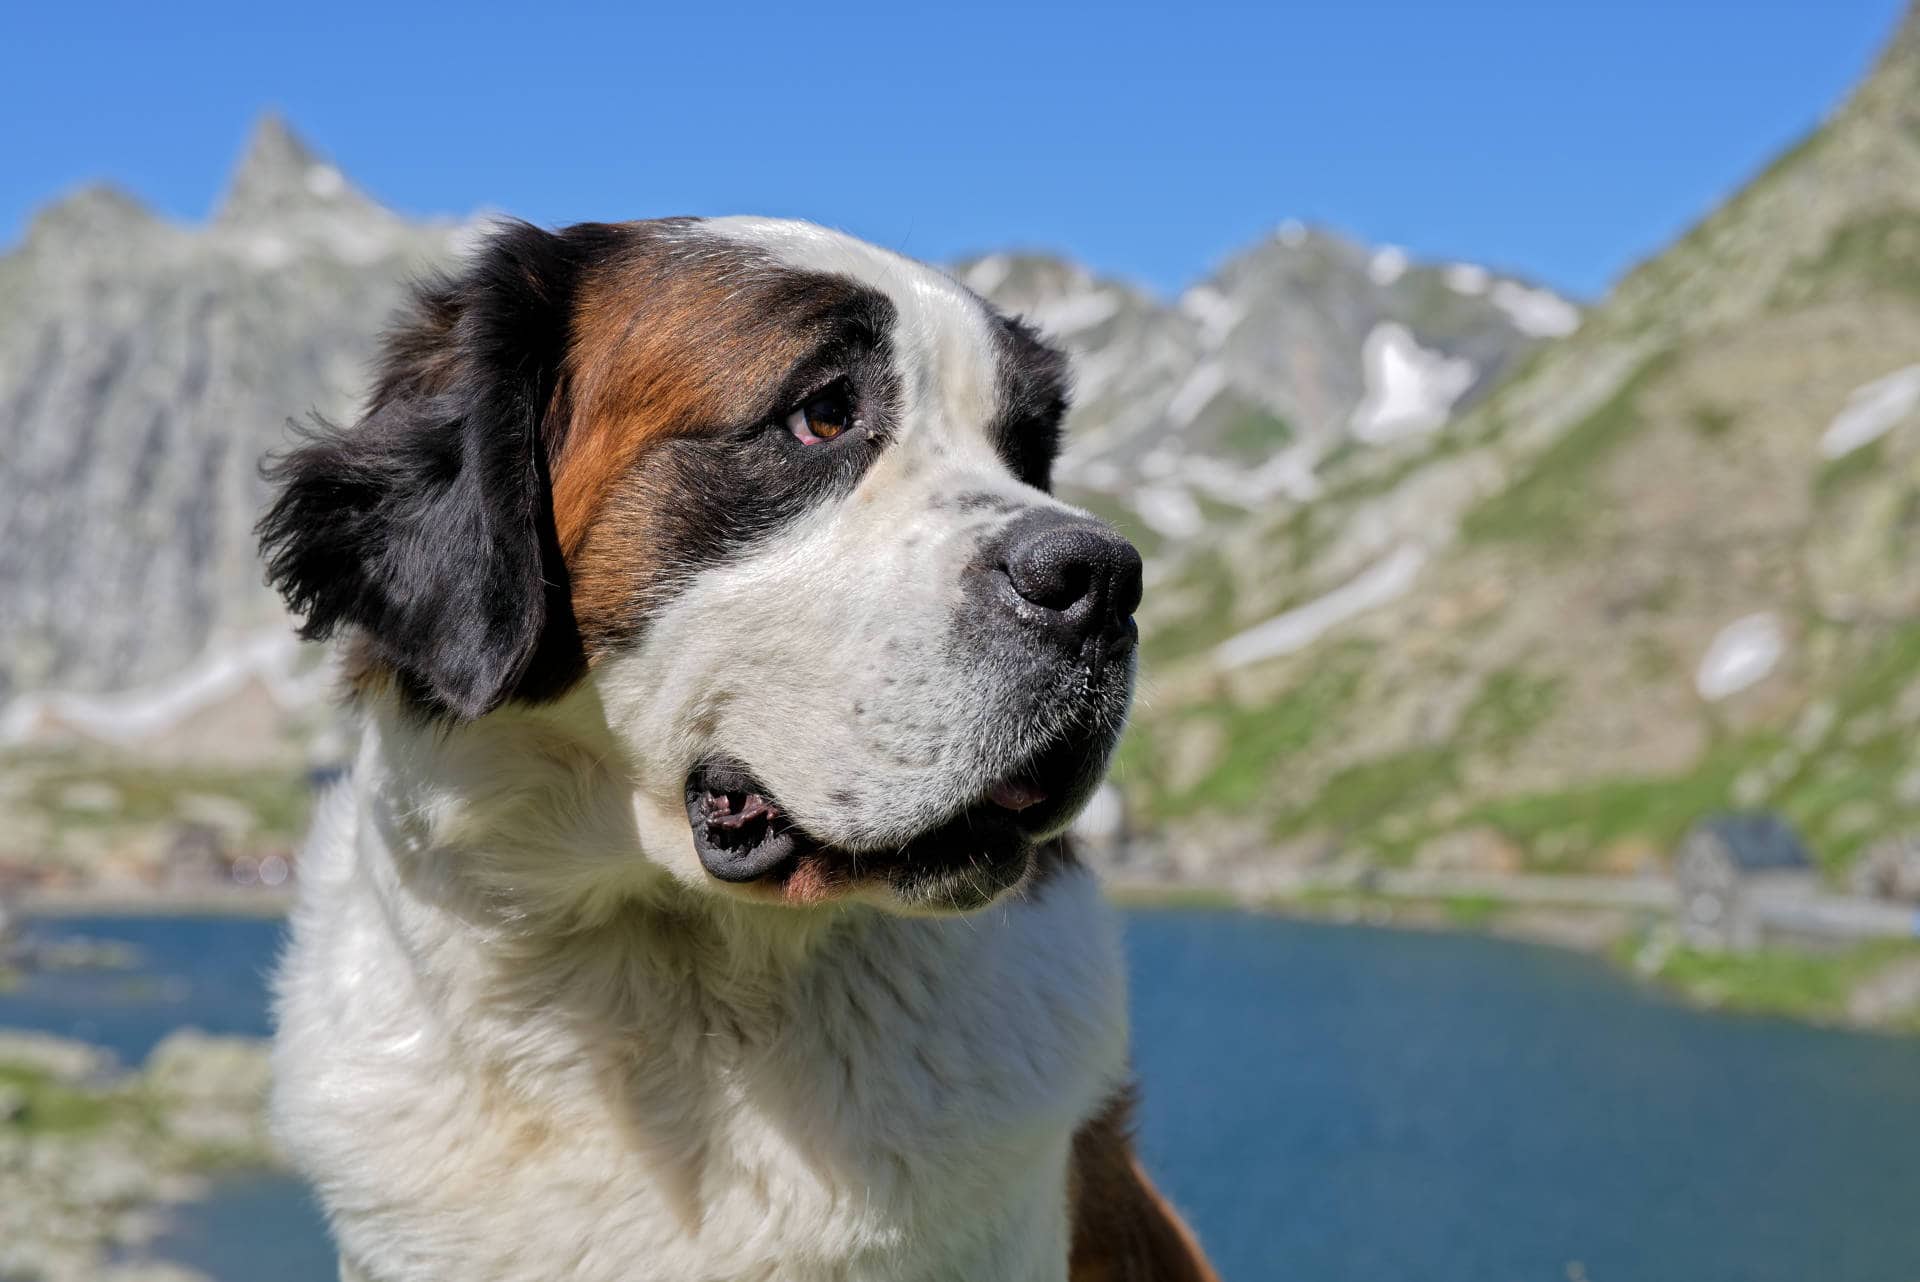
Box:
(6, 910), (1920, 1281)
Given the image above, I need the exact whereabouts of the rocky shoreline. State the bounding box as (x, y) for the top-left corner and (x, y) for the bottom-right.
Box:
(0, 1029), (278, 1282)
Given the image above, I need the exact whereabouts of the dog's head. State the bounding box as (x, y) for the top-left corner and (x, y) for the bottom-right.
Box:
(261, 218), (1140, 914)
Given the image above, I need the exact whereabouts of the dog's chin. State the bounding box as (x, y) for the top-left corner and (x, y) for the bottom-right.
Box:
(684, 732), (1109, 914)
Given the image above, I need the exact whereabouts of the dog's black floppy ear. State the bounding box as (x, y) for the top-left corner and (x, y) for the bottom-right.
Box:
(259, 221), (608, 720)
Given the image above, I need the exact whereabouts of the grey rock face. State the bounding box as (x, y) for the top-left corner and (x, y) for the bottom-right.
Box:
(0, 117), (469, 707)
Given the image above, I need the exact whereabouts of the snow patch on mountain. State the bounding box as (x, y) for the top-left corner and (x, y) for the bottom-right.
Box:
(961, 254), (1011, 296)
(1167, 361), (1230, 427)
(1369, 245), (1409, 286)
(1445, 263), (1491, 296)
(1489, 281), (1581, 337)
(1026, 290), (1123, 337)
(304, 164), (346, 198)
(1695, 613), (1786, 702)
(1069, 459), (1125, 492)
(1820, 364), (1920, 458)
(1215, 544), (1429, 669)
(1350, 323), (1477, 442)
(1179, 285), (1245, 345)
(239, 232), (294, 269)
(1182, 448), (1321, 510)
(1133, 485), (1207, 540)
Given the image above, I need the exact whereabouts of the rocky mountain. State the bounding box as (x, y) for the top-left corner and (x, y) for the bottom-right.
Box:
(1114, 3), (1920, 888)
(959, 227), (1574, 548)
(0, 118), (473, 755)
(0, 117), (1566, 761)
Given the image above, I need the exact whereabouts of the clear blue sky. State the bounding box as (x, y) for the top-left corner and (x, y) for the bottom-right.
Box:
(1, 0), (1905, 298)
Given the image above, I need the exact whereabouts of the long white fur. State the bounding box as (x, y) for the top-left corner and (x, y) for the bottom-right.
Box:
(272, 220), (1133, 1282)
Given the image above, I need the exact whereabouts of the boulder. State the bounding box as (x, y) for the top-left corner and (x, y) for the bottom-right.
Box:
(1851, 832), (1920, 901)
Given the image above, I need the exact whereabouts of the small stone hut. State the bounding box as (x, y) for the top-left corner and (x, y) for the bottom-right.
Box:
(1675, 813), (1819, 952)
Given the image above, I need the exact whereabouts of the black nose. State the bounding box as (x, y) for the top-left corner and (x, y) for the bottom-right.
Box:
(998, 511), (1143, 660)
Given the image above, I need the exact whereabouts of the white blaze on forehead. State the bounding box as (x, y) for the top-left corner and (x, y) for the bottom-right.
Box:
(700, 217), (1007, 457)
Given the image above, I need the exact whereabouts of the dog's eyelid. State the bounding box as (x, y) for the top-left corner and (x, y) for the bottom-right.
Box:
(781, 372), (853, 419)
(769, 373), (867, 445)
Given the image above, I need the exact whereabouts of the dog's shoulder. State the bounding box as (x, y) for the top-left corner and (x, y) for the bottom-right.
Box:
(1068, 1087), (1219, 1282)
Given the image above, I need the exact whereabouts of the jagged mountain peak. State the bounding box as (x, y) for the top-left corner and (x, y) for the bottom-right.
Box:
(950, 224), (1569, 548)
(20, 183), (163, 252)
(1261, 220), (1351, 253)
(215, 113), (380, 226)
(0, 116), (465, 718)
(1209, 227), (1579, 336)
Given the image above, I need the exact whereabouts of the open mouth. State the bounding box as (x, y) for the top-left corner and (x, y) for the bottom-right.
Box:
(684, 733), (1106, 908)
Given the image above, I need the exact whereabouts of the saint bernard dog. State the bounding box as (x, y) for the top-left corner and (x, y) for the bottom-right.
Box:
(259, 216), (1218, 1282)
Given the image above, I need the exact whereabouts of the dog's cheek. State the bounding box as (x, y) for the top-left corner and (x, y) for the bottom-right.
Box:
(720, 543), (976, 841)
(732, 491), (1018, 841)
(609, 503), (962, 843)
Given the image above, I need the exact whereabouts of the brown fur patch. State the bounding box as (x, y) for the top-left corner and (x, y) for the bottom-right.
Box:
(550, 224), (807, 556)
(545, 222), (896, 655)
(1069, 1088), (1219, 1282)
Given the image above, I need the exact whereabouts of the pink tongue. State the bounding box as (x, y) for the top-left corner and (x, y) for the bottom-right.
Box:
(986, 779), (1047, 812)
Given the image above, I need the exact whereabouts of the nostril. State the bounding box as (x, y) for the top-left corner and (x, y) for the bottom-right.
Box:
(1000, 518), (1144, 646)
(1005, 533), (1097, 613)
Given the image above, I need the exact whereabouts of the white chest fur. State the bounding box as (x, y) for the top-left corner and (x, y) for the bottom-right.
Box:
(271, 780), (1130, 1282)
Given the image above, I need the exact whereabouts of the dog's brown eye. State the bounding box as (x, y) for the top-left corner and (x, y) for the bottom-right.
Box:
(785, 386), (854, 445)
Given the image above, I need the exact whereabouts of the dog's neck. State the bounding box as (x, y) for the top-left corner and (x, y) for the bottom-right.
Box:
(282, 699), (1132, 1282)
